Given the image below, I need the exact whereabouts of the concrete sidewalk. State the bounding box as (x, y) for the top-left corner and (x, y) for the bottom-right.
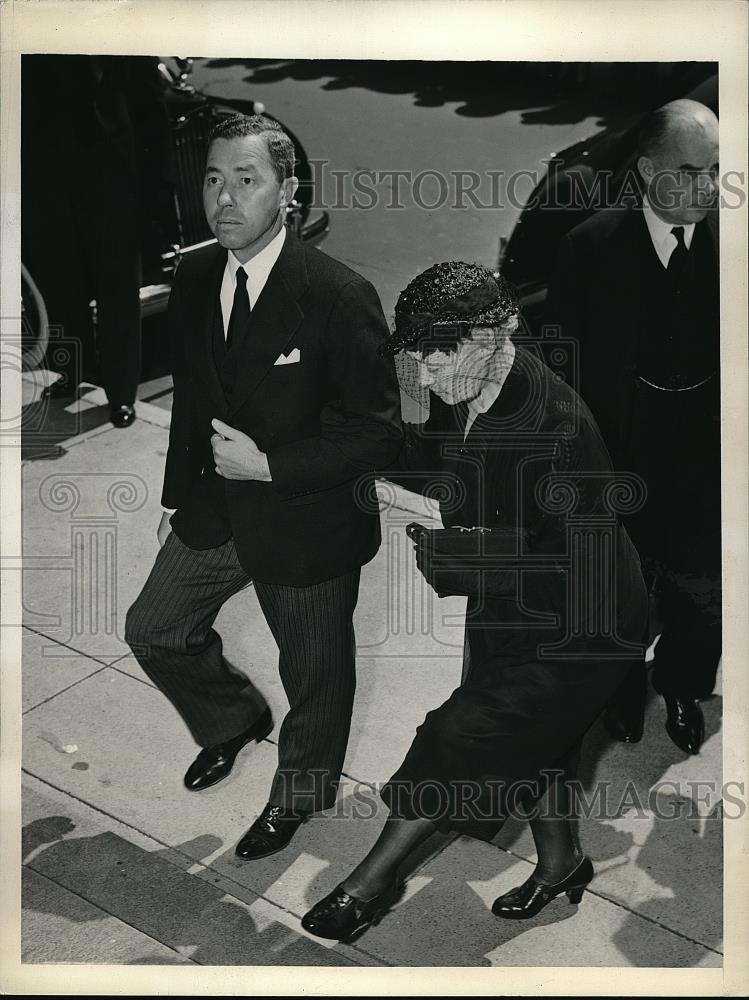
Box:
(17, 401), (723, 969)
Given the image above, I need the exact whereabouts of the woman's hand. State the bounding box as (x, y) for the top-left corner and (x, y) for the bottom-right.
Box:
(413, 525), (526, 598)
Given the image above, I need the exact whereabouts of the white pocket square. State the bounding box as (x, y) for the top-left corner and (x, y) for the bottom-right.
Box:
(274, 348), (301, 366)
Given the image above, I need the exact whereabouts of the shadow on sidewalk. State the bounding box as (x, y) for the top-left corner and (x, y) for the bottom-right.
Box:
(489, 692), (724, 965)
(22, 818), (348, 966)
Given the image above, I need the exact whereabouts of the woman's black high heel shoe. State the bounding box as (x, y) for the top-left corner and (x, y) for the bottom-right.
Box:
(491, 856), (594, 920)
(301, 881), (404, 942)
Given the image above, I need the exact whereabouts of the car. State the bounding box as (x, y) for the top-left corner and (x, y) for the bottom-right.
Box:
(497, 70), (718, 334)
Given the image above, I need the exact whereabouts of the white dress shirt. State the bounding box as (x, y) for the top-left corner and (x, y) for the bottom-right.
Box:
(642, 196), (695, 268)
(220, 226), (286, 336)
(463, 339), (516, 439)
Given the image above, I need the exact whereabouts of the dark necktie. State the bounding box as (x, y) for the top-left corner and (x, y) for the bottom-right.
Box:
(667, 226), (689, 278)
(226, 266), (251, 352)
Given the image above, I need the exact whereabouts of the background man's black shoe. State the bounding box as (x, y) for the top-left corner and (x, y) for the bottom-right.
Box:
(184, 708), (273, 790)
(42, 380), (77, 400)
(664, 696), (704, 755)
(603, 701), (645, 743)
(603, 664), (647, 743)
(235, 803), (308, 860)
(110, 404), (136, 428)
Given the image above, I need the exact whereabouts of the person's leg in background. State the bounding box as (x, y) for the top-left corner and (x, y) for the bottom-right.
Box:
(650, 530), (721, 753)
(22, 176), (98, 398)
(602, 650), (649, 744)
(650, 401), (721, 754)
(77, 144), (142, 426)
(603, 390), (668, 745)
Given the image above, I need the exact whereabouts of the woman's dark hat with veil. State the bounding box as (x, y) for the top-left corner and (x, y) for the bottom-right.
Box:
(379, 261), (520, 358)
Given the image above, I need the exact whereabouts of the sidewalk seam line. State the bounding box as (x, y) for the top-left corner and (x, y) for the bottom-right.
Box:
(107, 652), (133, 666)
(22, 665), (110, 716)
(23, 865), (199, 965)
(108, 661), (166, 691)
(22, 624), (123, 667)
(23, 769), (181, 849)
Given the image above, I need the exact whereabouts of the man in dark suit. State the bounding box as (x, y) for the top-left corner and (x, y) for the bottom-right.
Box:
(125, 115), (402, 859)
(21, 54), (176, 427)
(545, 99), (720, 755)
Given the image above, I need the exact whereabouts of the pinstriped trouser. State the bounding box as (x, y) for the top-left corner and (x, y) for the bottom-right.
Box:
(125, 531), (361, 812)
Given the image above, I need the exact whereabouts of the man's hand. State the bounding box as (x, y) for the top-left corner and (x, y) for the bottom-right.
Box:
(211, 418), (272, 481)
(157, 511), (173, 548)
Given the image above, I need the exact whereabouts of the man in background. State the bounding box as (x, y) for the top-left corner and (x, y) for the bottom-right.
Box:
(545, 99), (720, 755)
(22, 54), (176, 427)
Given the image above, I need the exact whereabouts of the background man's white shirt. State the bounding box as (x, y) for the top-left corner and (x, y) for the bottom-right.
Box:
(642, 196), (695, 268)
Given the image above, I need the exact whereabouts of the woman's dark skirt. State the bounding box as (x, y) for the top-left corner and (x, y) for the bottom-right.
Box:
(381, 582), (648, 839)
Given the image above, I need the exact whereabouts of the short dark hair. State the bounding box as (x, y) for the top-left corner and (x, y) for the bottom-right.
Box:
(208, 114), (296, 184)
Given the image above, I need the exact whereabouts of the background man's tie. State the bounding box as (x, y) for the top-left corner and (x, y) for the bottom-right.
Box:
(668, 225), (689, 277)
(226, 265), (251, 352)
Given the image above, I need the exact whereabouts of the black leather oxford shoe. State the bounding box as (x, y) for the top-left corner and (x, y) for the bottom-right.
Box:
(301, 880), (404, 942)
(184, 708), (273, 791)
(110, 404), (136, 428)
(603, 700), (645, 744)
(664, 696), (704, 755)
(235, 803), (308, 860)
(603, 667), (647, 744)
(43, 379), (77, 400)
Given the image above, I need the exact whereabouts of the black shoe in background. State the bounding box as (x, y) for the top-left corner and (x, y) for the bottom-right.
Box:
(603, 665), (647, 743)
(42, 379), (77, 400)
(664, 696), (704, 755)
(110, 404), (136, 428)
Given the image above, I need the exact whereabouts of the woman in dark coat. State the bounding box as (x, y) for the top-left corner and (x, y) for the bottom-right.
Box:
(302, 262), (648, 942)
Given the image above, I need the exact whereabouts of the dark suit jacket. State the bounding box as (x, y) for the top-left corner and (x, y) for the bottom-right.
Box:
(388, 347), (647, 644)
(163, 234), (403, 586)
(544, 204), (719, 464)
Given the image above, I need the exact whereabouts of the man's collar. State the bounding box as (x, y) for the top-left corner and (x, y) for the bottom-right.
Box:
(642, 196), (695, 251)
(227, 225), (287, 278)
